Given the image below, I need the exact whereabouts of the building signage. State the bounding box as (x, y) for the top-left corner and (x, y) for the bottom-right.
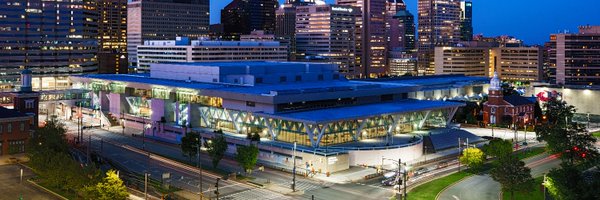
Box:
(331, 7), (353, 13)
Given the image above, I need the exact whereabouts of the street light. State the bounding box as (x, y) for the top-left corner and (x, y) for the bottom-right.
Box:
(291, 141), (297, 192)
(195, 134), (204, 199)
(383, 157), (408, 200)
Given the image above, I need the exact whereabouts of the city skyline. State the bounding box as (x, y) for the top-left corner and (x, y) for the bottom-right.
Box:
(210, 0), (600, 45)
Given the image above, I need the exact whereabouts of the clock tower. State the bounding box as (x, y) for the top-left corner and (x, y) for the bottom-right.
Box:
(10, 69), (40, 127)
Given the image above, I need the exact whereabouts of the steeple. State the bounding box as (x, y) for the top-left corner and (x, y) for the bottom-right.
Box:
(489, 71), (501, 91)
(20, 68), (33, 92)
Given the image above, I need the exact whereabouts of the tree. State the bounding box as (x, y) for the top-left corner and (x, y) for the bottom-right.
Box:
(482, 139), (513, 159)
(235, 145), (259, 174)
(180, 132), (200, 162)
(544, 165), (600, 200)
(490, 157), (535, 200)
(501, 115), (513, 126)
(205, 133), (228, 168)
(459, 147), (485, 170)
(535, 97), (598, 165)
(82, 170), (129, 200)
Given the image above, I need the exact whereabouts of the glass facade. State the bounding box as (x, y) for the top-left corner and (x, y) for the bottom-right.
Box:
(0, 0), (98, 89)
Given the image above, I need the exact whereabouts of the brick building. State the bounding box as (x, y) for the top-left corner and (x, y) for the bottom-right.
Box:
(483, 72), (535, 126)
(0, 107), (32, 155)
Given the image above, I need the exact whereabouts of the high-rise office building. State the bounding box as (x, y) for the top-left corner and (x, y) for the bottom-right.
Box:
(392, 9), (416, 52)
(98, 0), (128, 74)
(275, 0), (321, 60)
(490, 47), (542, 82)
(385, 0), (407, 51)
(295, 4), (358, 74)
(127, 0), (209, 68)
(0, 0), (98, 91)
(460, 0), (473, 41)
(221, 0), (279, 41)
(434, 47), (490, 77)
(417, 0), (461, 75)
(337, 0), (388, 78)
(549, 26), (600, 86)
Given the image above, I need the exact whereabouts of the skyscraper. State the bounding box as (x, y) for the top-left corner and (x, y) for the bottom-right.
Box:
(460, 0), (473, 41)
(0, 0), (98, 91)
(127, 0), (209, 68)
(417, 0), (461, 75)
(549, 26), (600, 86)
(221, 0), (279, 40)
(275, 0), (321, 61)
(98, 0), (128, 74)
(385, 0), (407, 51)
(337, 0), (388, 78)
(393, 10), (416, 52)
(295, 4), (357, 74)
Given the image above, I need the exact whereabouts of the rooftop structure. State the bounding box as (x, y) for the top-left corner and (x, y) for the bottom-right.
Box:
(135, 38), (288, 72)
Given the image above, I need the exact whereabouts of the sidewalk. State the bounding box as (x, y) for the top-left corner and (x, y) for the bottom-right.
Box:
(0, 153), (29, 166)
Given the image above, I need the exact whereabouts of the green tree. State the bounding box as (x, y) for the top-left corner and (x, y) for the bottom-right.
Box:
(535, 97), (598, 165)
(544, 165), (600, 200)
(235, 145), (259, 174)
(205, 133), (228, 168)
(490, 157), (535, 200)
(482, 139), (513, 159)
(459, 147), (485, 170)
(180, 132), (200, 162)
(82, 170), (129, 200)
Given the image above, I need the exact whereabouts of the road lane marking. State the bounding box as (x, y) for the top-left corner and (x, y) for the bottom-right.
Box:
(452, 195), (460, 200)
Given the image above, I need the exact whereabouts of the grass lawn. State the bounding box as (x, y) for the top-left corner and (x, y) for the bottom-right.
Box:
(516, 147), (546, 160)
(592, 131), (600, 138)
(501, 176), (544, 200)
(406, 171), (472, 200)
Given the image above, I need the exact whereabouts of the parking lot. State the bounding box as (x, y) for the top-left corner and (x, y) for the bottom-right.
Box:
(0, 164), (59, 200)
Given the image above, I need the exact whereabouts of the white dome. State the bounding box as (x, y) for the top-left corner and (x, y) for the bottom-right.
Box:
(490, 72), (501, 91)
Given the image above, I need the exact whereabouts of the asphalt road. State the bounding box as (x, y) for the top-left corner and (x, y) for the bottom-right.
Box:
(437, 153), (561, 200)
(0, 164), (59, 200)
(64, 120), (394, 200)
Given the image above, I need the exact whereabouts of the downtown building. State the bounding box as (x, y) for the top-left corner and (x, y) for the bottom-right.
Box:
(0, 0), (98, 91)
(459, 0), (473, 41)
(548, 26), (600, 86)
(221, 0), (279, 41)
(136, 37), (288, 71)
(275, 0), (321, 61)
(127, 0), (210, 66)
(417, 0), (462, 75)
(68, 61), (492, 173)
(295, 4), (358, 74)
(98, 0), (128, 74)
(337, 0), (388, 78)
(434, 45), (542, 82)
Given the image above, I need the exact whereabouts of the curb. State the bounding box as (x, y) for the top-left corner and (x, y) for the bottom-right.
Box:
(434, 174), (475, 200)
(26, 179), (69, 200)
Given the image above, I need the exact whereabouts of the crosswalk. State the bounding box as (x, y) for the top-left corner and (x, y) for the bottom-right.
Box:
(284, 181), (334, 192)
(221, 188), (292, 200)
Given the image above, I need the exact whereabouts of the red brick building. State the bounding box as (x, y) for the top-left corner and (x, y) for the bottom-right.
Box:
(483, 72), (535, 126)
(0, 107), (32, 155)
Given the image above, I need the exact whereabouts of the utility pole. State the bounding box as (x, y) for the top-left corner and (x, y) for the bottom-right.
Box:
(144, 173), (148, 200)
(87, 133), (91, 164)
(292, 141), (297, 192)
(458, 137), (461, 172)
(20, 168), (23, 184)
(196, 135), (203, 199)
(215, 178), (220, 200)
(398, 158), (402, 200)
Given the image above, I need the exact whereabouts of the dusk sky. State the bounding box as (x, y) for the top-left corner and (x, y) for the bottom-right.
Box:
(209, 0), (600, 45)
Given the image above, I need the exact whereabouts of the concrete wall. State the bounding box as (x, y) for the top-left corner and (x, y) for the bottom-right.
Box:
(533, 87), (600, 115)
(348, 141), (423, 166)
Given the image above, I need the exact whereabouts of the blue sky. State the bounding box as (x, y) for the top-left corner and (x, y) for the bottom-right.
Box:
(210, 0), (600, 45)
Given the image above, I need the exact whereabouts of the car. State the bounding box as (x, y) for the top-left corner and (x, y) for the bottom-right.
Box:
(437, 161), (449, 169)
(382, 177), (397, 186)
(414, 167), (428, 176)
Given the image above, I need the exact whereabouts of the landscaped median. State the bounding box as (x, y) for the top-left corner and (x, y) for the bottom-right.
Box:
(501, 176), (544, 200)
(406, 171), (472, 200)
(592, 131), (600, 138)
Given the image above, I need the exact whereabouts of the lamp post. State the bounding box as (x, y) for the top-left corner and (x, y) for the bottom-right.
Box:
(383, 157), (408, 200)
(196, 134), (204, 199)
(291, 141), (297, 192)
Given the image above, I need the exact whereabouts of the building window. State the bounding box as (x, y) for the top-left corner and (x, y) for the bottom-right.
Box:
(25, 100), (35, 109)
(20, 122), (24, 131)
(318, 74), (324, 81)
(7, 124), (11, 133)
(280, 76), (287, 83)
(491, 107), (496, 114)
(246, 101), (255, 107)
(295, 75), (301, 82)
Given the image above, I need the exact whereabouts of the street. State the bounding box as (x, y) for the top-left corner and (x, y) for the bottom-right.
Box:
(63, 119), (395, 200)
(437, 152), (561, 200)
(0, 164), (59, 200)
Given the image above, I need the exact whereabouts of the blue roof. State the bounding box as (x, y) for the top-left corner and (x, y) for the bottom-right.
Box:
(77, 74), (225, 90)
(359, 75), (489, 86)
(255, 99), (465, 124)
(161, 61), (332, 68)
